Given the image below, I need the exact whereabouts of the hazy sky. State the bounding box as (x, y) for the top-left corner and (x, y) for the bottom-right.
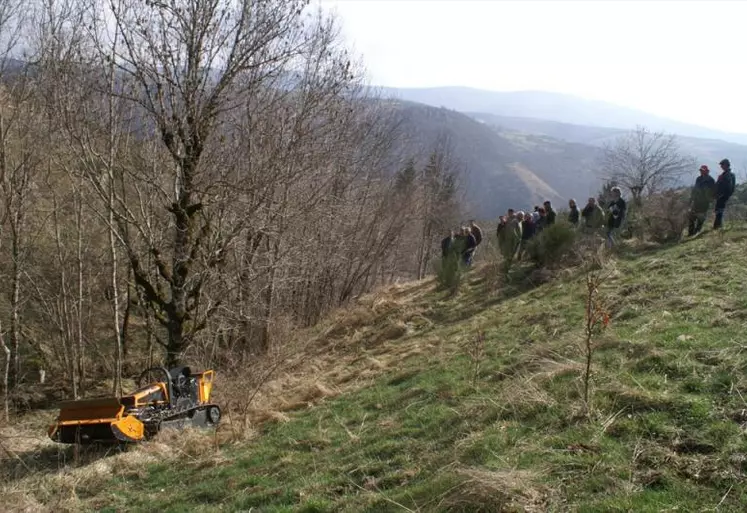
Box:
(320, 0), (747, 134)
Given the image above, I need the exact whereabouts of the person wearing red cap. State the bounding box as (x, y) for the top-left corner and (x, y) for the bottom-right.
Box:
(687, 164), (716, 236)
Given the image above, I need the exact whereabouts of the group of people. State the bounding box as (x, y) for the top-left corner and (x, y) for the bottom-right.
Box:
(496, 200), (558, 239)
(439, 157), (737, 268)
(441, 220), (484, 266)
(687, 158), (736, 236)
(492, 187), (627, 261)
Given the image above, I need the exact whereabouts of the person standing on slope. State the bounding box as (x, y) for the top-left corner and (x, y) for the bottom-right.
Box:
(460, 226), (477, 267)
(605, 187), (626, 247)
(581, 197), (605, 231)
(543, 201), (557, 225)
(535, 207), (548, 233)
(469, 220), (483, 247)
(687, 165), (716, 236)
(498, 211), (522, 263)
(441, 230), (456, 259)
(496, 216), (507, 237)
(568, 198), (580, 226)
(713, 158), (736, 230)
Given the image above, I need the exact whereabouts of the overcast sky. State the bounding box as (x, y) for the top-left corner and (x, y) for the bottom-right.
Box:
(319, 0), (747, 134)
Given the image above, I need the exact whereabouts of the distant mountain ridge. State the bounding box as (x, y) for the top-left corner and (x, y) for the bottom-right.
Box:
(385, 101), (604, 219)
(385, 100), (747, 220)
(469, 112), (747, 173)
(377, 86), (747, 147)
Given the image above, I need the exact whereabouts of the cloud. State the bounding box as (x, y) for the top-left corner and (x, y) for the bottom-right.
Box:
(320, 0), (747, 134)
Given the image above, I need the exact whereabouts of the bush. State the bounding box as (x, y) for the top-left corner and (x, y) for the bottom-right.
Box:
(619, 200), (644, 240)
(436, 252), (463, 294)
(525, 221), (578, 268)
(639, 190), (689, 243)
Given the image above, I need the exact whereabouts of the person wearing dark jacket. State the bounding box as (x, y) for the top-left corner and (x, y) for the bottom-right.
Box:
(568, 199), (580, 226)
(461, 226), (477, 266)
(496, 216), (507, 237)
(581, 197), (605, 230)
(441, 230), (456, 258)
(535, 207), (547, 233)
(521, 213), (536, 240)
(517, 212), (535, 260)
(606, 187), (626, 247)
(713, 158), (736, 230)
(688, 165), (716, 236)
(543, 201), (556, 225)
(469, 220), (483, 246)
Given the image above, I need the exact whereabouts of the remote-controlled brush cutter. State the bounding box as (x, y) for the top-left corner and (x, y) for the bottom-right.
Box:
(48, 366), (221, 444)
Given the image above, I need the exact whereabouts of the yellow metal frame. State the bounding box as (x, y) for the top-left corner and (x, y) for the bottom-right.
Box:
(196, 370), (214, 403)
(48, 369), (216, 443)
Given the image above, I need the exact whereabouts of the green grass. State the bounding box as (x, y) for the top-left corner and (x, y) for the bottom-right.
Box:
(38, 227), (747, 511)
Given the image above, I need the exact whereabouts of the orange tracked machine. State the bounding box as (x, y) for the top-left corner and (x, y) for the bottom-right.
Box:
(48, 367), (221, 444)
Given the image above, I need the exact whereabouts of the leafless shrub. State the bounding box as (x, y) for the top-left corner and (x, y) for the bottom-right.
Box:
(581, 268), (611, 414)
(637, 190), (690, 243)
(601, 126), (695, 205)
(466, 331), (486, 388)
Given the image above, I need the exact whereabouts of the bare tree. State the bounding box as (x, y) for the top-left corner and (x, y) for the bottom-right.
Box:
(601, 126), (695, 205)
(0, 0), (456, 396)
(415, 135), (461, 280)
(0, 322), (7, 420)
(0, 0), (31, 413)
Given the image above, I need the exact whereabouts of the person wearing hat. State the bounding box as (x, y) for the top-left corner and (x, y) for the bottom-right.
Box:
(713, 158), (736, 230)
(687, 164), (716, 236)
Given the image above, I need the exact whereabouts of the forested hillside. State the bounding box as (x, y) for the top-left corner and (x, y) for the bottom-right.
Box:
(387, 102), (604, 217)
(471, 112), (747, 176)
(2, 0), (744, 433)
(0, 0), (469, 415)
(382, 86), (747, 146)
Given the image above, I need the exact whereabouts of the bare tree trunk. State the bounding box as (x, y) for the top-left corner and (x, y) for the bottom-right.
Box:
(0, 112), (10, 418)
(10, 206), (21, 385)
(121, 278), (131, 360)
(0, 111), (19, 389)
(0, 320), (8, 421)
(109, 183), (122, 395)
(106, 29), (123, 396)
(52, 193), (78, 398)
(259, 239), (280, 353)
(417, 221), (433, 280)
(75, 187), (85, 391)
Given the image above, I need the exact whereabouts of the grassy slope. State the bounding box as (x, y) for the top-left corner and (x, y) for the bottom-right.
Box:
(14, 227), (747, 512)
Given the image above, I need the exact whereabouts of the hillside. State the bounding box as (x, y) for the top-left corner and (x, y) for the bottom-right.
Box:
(388, 102), (604, 218)
(379, 86), (747, 147)
(470, 112), (747, 173)
(5, 226), (747, 511)
(387, 101), (747, 220)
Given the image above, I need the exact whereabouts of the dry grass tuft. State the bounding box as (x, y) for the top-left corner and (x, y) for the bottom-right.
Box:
(440, 467), (551, 512)
(143, 426), (220, 460)
(367, 320), (408, 347)
(296, 382), (339, 404)
(498, 377), (557, 410)
(248, 409), (291, 424)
